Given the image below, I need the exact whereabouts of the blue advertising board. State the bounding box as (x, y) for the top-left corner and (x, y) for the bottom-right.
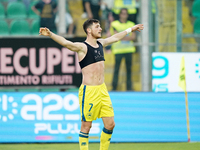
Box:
(0, 92), (200, 143)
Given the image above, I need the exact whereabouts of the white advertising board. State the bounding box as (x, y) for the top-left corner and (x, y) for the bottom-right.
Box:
(152, 53), (200, 92)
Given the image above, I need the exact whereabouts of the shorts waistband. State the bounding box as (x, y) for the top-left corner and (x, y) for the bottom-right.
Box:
(80, 83), (105, 88)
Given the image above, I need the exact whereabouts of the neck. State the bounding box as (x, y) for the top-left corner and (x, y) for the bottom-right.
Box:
(85, 36), (98, 46)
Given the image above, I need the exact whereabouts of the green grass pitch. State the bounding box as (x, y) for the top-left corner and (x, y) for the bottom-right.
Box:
(0, 142), (200, 150)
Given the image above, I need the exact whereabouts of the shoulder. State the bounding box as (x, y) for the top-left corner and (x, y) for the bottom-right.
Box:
(111, 20), (120, 26)
(127, 20), (135, 26)
(97, 40), (103, 46)
(97, 39), (104, 47)
(74, 42), (87, 51)
(74, 42), (87, 48)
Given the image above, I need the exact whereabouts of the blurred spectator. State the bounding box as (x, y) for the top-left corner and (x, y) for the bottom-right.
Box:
(83, 0), (101, 20)
(81, 0), (87, 18)
(101, 0), (114, 11)
(101, 0), (114, 33)
(110, 8), (136, 91)
(32, 0), (57, 33)
(55, 0), (76, 37)
(112, 0), (138, 23)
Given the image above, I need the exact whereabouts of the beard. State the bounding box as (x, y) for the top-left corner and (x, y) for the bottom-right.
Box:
(91, 31), (101, 38)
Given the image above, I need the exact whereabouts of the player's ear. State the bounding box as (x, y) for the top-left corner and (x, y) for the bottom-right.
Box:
(87, 27), (91, 34)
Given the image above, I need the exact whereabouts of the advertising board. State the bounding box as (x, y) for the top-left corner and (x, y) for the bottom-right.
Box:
(0, 38), (84, 87)
(0, 92), (199, 142)
(152, 53), (200, 92)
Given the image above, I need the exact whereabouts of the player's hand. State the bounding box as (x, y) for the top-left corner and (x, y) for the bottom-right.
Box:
(39, 27), (52, 36)
(131, 24), (144, 32)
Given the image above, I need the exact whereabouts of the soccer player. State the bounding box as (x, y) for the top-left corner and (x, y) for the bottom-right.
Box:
(39, 19), (143, 150)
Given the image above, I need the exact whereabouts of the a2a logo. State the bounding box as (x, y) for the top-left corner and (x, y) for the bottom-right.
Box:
(20, 94), (79, 121)
(0, 95), (18, 122)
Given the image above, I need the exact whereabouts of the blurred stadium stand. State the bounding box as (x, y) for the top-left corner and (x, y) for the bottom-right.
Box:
(0, 2), (5, 18)
(192, 0), (200, 18)
(192, 0), (200, 34)
(10, 19), (30, 35)
(182, 0), (198, 52)
(194, 18), (200, 34)
(68, 0), (86, 37)
(31, 19), (40, 35)
(0, 0), (40, 36)
(7, 1), (27, 19)
(0, 19), (9, 35)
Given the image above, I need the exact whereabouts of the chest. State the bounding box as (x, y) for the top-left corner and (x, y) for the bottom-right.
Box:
(90, 48), (104, 61)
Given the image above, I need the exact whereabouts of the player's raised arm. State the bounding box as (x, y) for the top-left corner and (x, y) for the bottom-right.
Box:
(39, 27), (83, 52)
(99, 24), (144, 47)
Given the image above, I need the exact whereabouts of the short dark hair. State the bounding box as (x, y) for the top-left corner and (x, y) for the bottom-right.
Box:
(119, 8), (128, 14)
(83, 19), (100, 34)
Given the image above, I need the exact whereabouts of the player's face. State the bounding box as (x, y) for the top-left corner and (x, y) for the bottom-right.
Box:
(91, 23), (102, 38)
